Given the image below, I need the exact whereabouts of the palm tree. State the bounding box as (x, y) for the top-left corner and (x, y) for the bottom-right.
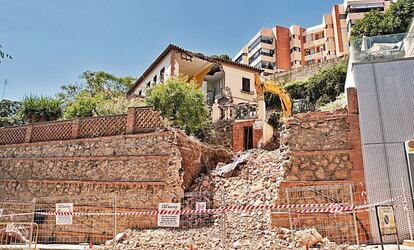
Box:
(18, 95), (62, 123)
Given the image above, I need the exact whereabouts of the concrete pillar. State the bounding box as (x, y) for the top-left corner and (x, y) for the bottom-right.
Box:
(257, 95), (266, 121)
(71, 118), (80, 139)
(346, 87), (359, 115)
(25, 124), (33, 143)
(211, 100), (221, 123)
(126, 107), (136, 134)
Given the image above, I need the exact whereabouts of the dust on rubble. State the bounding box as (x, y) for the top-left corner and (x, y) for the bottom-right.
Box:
(98, 149), (339, 250)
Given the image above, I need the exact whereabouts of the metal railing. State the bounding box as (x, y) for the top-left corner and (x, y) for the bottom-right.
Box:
(0, 222), (38, 249)
(352, 32), (414, 63)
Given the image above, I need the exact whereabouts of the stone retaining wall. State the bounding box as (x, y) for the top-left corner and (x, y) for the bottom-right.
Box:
(279, 109), (364, 186)
(0, 129), (230, 243)
(273, 91), (370, 243)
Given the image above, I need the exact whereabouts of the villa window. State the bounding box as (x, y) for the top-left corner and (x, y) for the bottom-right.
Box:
(153, 75), (157, 85)
(160, 67), (165, 82)
(146, 82), (151, 88)
(242, 77), (251, 92)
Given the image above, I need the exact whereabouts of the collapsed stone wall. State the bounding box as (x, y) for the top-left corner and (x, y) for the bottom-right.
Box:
(209, 120), (234, 149)
(0, 128), (230, 243)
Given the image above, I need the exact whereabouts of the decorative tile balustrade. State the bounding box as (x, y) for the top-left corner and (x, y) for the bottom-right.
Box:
(0, 107), (165, 145)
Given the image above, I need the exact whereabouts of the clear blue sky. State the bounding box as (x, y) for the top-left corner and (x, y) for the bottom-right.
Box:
(0, 0), (341, 100)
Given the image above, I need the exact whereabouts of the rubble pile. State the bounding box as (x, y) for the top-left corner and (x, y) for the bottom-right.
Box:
(101, 149), (335, 249)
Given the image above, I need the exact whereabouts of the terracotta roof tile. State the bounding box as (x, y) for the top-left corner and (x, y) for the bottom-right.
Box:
(127, 44), (262, 96)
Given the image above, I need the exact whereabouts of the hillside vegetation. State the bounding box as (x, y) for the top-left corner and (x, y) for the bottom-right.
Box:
(282, 61), (348, 109)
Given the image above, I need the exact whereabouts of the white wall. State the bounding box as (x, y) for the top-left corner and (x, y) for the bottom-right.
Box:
(133, 51), (173, 96)
(222, 65), (258, 104)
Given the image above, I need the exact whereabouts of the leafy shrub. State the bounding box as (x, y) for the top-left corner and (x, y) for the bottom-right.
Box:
(145, 77), (208, 135)
(18, 95), (62, 123)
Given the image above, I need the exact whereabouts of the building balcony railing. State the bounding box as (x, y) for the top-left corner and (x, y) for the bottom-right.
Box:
(304, 37), (326, 48)
(211, 103), (258, 122)
(351, 32), (414, 63)
(305, 51), (324, 61)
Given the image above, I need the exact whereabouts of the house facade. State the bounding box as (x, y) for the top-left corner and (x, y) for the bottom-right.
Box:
(127, 44), (262, 106)
(127, 44), (265, 152)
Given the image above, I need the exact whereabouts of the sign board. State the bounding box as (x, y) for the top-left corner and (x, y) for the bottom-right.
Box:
(196, 202), (207, 210)
(56, 203), (73, 225)
(0, 208), (3, 218)
(157, 203), (180, 228)
(377, 206), (397, 236)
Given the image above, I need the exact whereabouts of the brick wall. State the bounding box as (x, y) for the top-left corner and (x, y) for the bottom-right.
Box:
(232, 120), (263, 152)
(275, 26), (292, 71)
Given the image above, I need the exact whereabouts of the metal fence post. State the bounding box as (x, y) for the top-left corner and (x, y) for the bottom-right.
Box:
(29, 197), (37, 248)
(401, 178), (413, 240)
(113, 194), (117, 240)
(31, 198), (37, 224)
(285, 188), (293, 232)
(350, 184), (360, 248)
(221, 191), (227, 250)
(285, 188), (295, 248)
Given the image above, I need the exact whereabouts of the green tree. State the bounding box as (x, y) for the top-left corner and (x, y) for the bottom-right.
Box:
(18, 95), (62, 123)
(94, 96), (144, 116)
(350, 0), (414, 40)
(0, 100), (21, 127)
(63, 92), (99, 119)
(59, 71), (136, 118)
(210, 54), (231, 60)
(145, 77), (208, 135)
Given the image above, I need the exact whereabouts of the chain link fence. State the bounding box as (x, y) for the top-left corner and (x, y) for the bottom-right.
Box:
(0, 183), (413, 249)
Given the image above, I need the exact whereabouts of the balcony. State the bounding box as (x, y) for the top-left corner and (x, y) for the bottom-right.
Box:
(212, 103), (258, 121)
(304, 37), (325, 49)
(305, 51), (324, 61)
(351, 33), (414, 63)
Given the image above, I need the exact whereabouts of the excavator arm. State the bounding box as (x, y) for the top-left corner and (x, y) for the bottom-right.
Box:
(254, 75), (293, 119)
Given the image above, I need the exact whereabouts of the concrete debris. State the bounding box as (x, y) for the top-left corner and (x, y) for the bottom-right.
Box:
(213, 151), (250, 177)
(99, 149), (336, 249)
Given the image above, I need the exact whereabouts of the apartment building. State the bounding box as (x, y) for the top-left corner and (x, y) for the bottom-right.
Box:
(234, 0), (390, 74)
(344, 0), (391, 39)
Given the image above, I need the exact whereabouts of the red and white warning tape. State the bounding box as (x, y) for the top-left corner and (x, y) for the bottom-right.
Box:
(1, 195), (404, 218)
(34, 203), (345, 216)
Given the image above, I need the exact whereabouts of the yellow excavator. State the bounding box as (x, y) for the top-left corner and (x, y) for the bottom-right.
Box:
(254, 75), (293, 119)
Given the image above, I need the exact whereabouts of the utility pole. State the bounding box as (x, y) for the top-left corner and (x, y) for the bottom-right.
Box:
(1, 79), (8, 100)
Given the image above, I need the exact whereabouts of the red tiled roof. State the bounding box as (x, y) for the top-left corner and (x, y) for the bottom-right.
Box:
(127, 44), (262, 96)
